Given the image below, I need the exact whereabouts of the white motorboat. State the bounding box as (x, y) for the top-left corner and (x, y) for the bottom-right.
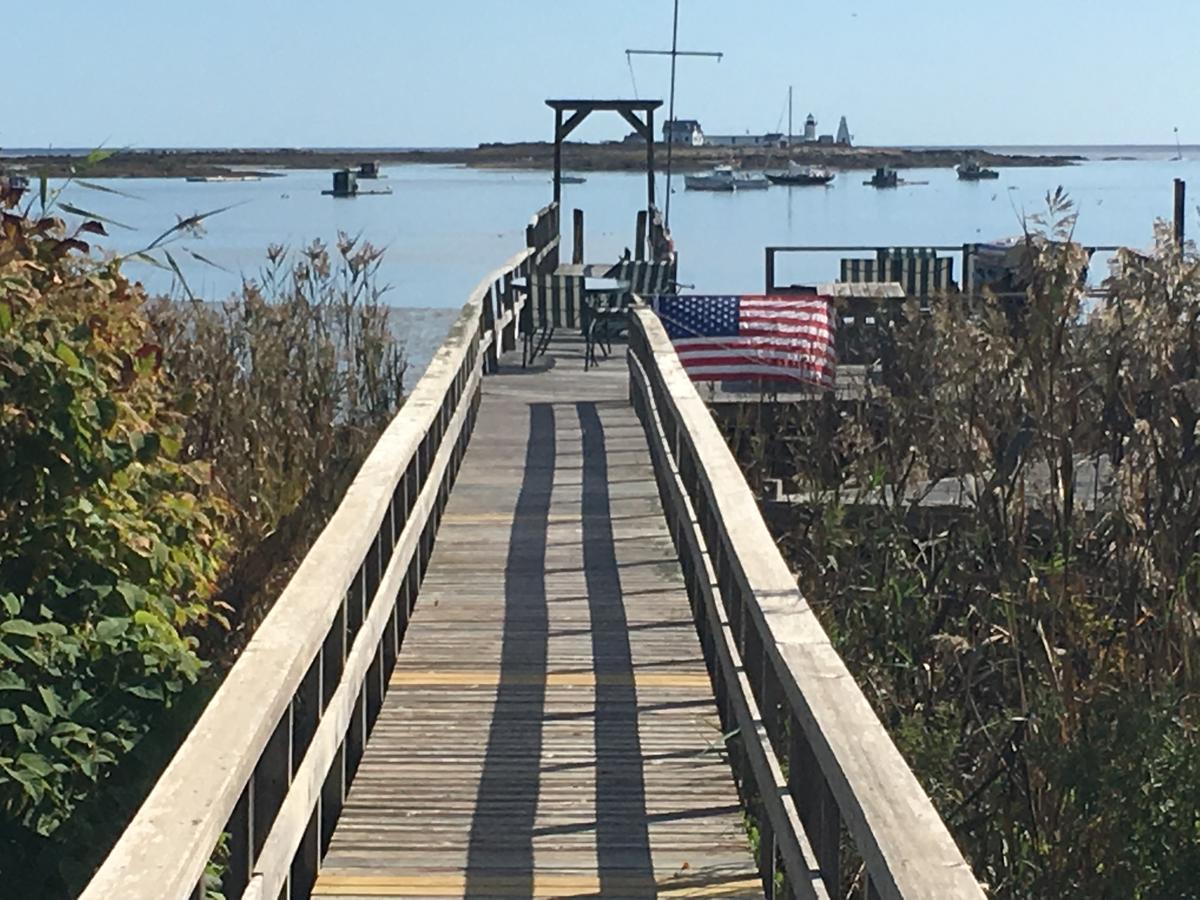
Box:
(685, 165), (770, 191)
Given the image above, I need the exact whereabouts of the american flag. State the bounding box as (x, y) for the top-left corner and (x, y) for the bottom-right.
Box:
(650, 295), (836, 387)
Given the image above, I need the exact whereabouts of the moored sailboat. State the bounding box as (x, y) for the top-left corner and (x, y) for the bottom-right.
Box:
(766, 161), (835, 186)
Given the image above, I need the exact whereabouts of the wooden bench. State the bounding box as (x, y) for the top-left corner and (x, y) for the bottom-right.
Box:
(840, 249), (954, 297)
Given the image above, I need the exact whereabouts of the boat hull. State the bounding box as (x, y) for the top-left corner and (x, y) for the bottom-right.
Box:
(766, 173), (835, 186)
(685, 176), (735, 191)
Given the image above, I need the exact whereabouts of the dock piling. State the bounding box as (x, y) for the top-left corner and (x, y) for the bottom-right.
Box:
(573, 208), (585, 264)
(1174, 178), (1186, 247)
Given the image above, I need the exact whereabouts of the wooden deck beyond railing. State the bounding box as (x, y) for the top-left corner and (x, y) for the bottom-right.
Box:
(83, 205), (982, 900)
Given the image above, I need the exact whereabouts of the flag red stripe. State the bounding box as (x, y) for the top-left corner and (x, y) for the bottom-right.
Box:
(740, 310), (834, 321)
(673, 332), (834, 344)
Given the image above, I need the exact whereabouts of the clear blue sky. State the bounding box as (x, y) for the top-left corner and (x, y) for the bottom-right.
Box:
(5, 0), (1197, 148)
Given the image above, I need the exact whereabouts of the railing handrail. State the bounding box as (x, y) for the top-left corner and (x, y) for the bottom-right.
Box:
(627, 307), (984, 899)
(81, 237), (539, 900)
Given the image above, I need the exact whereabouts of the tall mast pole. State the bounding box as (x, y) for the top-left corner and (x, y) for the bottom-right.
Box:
(788, 85), (793, 146)
(626, 3), (722, 231)
(663, 0), (681, 228)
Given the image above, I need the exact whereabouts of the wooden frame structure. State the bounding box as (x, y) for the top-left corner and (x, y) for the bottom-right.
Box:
(546, 98), (661, 219)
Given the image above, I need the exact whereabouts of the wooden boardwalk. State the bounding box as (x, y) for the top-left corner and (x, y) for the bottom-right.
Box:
(314, 339), (760, 899)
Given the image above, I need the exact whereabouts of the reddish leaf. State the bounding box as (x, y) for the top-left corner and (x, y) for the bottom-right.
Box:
(135, 342), (164, 371)
(79, 220), (109, 236)
(51, 238), (90, 258)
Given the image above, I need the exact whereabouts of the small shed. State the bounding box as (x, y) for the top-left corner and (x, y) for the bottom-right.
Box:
(331, 169), (358, 197)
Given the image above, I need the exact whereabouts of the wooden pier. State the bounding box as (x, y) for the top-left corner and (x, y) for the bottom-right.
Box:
(313, 340), (759, 898)
(81, 200), (984, 900)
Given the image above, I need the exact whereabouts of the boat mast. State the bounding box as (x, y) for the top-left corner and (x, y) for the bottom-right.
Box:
(664, 0), (680, 226)
(788, 85), (793, 147)
(626, 2), (722, 229)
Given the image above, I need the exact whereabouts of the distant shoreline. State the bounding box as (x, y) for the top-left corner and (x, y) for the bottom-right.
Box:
(1, 143), (1083, 179)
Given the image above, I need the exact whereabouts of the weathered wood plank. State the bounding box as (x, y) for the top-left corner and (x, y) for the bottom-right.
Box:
(316, 338), (758, 899)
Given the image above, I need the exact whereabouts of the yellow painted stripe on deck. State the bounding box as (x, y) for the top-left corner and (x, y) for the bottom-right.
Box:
(313, 871), (761, 897)
(390, 670), (713, 689)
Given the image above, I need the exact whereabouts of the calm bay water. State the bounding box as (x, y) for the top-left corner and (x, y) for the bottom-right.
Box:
(48, 152), (1200, 377)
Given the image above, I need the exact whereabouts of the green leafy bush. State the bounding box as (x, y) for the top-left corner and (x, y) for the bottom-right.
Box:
(0, 212), (229, 837)
(0, 178), (408, 894)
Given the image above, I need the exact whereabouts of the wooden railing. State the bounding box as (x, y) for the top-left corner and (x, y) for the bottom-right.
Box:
(626, 307), (985, 900)
(526, 200), (560, 274)
(80, 221), (549, 900)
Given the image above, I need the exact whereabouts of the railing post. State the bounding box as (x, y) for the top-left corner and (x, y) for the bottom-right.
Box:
(1174, 178), (1186, 248)
(252, 708), (293, 859)
(481, 291), (494, 374)
(788, 719), (840, 893)
(573, 208), (585, 265)
(635, 209), (648, 261)
(760, 819), (777, 899)
(501, 272), (517, 353)
(290, 805), (321, 899)
(222, 784), (253, 897)
(962, 242), (973, 297)
(319, 745), (344, 856)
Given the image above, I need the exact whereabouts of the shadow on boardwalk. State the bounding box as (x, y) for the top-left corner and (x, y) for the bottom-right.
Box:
(463, 401), (655, 896)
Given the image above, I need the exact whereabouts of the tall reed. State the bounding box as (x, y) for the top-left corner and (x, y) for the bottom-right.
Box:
(727, 197), (1200, 897)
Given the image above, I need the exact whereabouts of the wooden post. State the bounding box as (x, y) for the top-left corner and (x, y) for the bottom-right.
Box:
(553, 108), (563, 205)
(962, 242), (973, 297)
(635, 209), (648, 261)
(481, 283), (497, 373)
(572, 208), (584, 265)
(647, 107), (656, 215)
(252, 709), (293, 858)
(1174, 178), (1186, 247)
(501, 273), (516, 353)
(289, 806), (321, 899)
(765, 247), (775, 293)
(222, 786), (253, 897)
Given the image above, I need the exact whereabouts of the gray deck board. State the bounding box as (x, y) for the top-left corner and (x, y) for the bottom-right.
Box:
(315, 339), (760, 898)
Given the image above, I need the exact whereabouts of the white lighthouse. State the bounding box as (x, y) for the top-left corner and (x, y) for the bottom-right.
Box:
(803, 114), (817, 142)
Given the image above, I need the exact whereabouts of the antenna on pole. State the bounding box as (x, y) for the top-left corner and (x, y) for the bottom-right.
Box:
(626, 0), (723, 229)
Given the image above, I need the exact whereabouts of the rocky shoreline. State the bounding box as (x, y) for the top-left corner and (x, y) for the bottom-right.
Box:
(2, 143), (1082, 180)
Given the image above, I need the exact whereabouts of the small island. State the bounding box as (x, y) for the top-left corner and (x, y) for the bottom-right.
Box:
(1, 142), (1082, 180)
